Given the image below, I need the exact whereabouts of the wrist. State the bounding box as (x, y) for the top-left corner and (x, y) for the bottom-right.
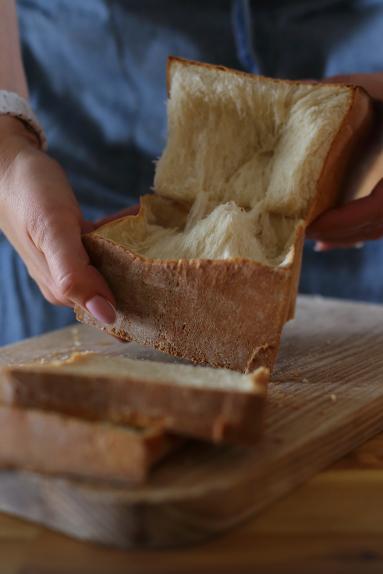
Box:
(0, 91), (46, 149)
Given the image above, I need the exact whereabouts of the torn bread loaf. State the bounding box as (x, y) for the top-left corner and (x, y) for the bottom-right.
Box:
(76, 57), (373, 372)
(0, 352), (268, 444)
(0, 405), (173, 483)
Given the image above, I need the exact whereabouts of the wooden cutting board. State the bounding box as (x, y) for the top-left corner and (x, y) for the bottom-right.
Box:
(0, 295), (383, 550)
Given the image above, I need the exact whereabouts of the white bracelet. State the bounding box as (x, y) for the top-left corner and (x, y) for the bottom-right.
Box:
(0, 90), (47, 149)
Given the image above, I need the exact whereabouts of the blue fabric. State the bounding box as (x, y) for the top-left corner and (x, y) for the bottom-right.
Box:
(232, 0), (260, 73)
(1, 0), (383, 345)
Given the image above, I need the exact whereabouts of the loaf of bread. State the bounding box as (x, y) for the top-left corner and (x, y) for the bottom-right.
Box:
(76, 57), (373, 372)
(0, 351), (268, 444)
(0, 405), (174, 483)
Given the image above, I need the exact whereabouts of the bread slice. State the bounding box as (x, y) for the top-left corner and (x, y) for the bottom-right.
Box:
(0, 352), (268, 444)
(0, 405), (173, 483)
(76, 57), (373, 372)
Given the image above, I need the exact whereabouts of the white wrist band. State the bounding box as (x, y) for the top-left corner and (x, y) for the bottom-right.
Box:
(0, 90), (47, 149)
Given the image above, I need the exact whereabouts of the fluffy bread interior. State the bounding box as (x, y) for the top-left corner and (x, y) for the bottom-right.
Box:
(96, 60), (352, 266)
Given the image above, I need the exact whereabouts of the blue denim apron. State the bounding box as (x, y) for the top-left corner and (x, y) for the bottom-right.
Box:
(1, 0), (382, 345)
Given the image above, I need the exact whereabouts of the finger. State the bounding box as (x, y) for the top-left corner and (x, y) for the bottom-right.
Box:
(311, 222), (383, 245)
(27, 263), (65, 306)
(18, 240), (74, 306)
(13, 239), (66, 306)
(312, 220), (383, 248)
(4, 225), (63, 304)
(25, 264), (63, 306)
(36, 280), (65, 306)
(30, 214), (117, 321)
(307, 178), (383, 242)
(94, 204), (140, 228)
(325, 73), (383, 101)
(314, 241), (365, 252)
(319, 222), (383, 245)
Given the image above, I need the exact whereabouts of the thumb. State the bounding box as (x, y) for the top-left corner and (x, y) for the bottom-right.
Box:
(41, 218), (116, 324)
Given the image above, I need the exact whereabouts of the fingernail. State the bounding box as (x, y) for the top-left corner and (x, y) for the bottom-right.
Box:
(85, 295), (116, 324)
(314, 242), (326, 252)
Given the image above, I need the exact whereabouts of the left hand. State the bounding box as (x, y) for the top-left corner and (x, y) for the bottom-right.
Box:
(306, 72), (383, 250)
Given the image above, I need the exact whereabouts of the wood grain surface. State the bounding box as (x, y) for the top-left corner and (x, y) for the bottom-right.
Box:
(1, 419), (383, 573)
(0, 295), (383, 556)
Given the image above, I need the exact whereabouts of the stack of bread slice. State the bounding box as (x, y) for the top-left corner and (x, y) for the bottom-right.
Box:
(0, 351), (268, 483)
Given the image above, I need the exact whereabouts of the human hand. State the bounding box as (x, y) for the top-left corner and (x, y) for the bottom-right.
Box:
(0, 116), (117, 324)
(308, 178), (383, 250)
(307, 72), (383, 250)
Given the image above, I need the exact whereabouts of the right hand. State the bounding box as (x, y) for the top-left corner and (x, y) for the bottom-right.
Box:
(307, 73), (383, 250)
(0, 116), (117, 324)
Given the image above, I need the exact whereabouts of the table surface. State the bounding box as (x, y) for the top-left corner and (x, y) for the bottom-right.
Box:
(0, 430), (382, 573)
(2, 295), (383, 573)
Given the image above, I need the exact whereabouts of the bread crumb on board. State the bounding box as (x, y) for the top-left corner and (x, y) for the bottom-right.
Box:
(329, 393), (337, 403)
(71, 327), (82, 347)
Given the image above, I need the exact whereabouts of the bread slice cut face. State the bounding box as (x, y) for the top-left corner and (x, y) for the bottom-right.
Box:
(0, 352), (268, 444)
(77, 58), (372, 372)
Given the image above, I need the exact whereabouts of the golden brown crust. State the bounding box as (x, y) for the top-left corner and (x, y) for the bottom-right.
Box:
(0, 406), (173, 483)
(78, 57), (373, 374)
(76, 230), (298, 372)
(307, 86), (374, 223)
(166, 56), (365, 95)
(0, 362), (268, 444)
